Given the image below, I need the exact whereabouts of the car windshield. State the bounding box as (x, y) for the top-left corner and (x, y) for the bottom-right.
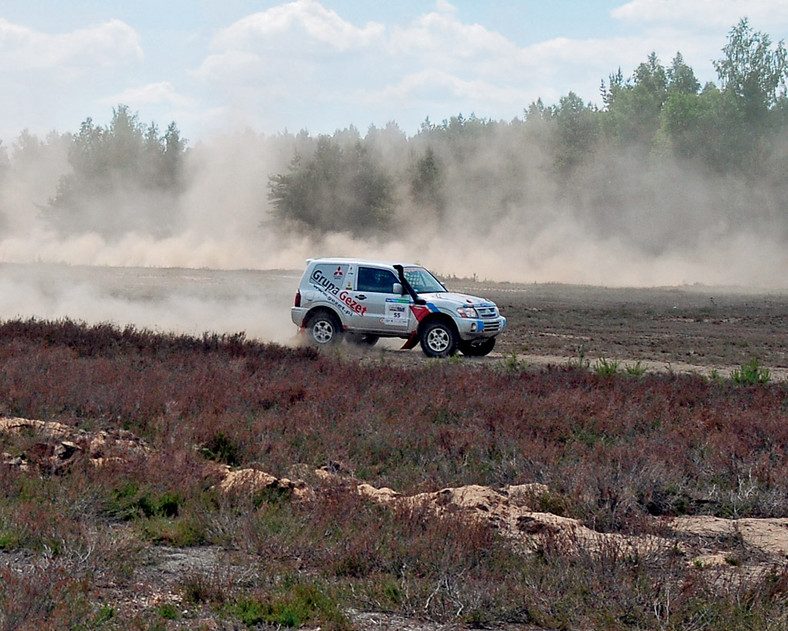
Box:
(403, 267), (446, 293)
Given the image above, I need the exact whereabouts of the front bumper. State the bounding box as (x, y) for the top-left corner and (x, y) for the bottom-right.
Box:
(455, 315), (506, 340)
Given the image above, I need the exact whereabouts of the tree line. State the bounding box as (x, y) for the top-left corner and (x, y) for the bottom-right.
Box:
(0, 19), (785, 248)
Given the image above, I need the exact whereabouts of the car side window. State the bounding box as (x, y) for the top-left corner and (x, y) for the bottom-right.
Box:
(357, 267), (399, 293)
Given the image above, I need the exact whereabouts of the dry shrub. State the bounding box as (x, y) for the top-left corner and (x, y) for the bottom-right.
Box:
(0, 563), (91, 630)
(3, 318), (788, 526)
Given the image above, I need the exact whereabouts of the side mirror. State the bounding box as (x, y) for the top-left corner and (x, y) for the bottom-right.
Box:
(393, 283), (404, 295)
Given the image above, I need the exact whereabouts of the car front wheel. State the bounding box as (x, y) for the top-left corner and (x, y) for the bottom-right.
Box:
(419, 321), (458, 358)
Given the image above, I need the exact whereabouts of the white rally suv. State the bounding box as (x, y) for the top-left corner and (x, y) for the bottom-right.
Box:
(291, 258), (506, 358)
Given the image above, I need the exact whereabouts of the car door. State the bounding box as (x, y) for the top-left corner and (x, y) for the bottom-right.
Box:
(352, 266), (413, 334)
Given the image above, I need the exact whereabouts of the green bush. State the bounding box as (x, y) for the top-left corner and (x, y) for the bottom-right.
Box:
(731, 358), (771, 385)
(225, 583), (349, 629)
(593, 357), (620, 377)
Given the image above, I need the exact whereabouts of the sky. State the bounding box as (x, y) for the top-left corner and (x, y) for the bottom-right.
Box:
(1, 0), (787, 144)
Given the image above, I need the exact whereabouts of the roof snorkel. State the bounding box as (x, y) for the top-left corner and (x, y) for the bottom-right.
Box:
(394, 264), (426, 305)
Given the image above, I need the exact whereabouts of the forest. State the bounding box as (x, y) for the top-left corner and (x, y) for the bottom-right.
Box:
(0, 19), (786, 282)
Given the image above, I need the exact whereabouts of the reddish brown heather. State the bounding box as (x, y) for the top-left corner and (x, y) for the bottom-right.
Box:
(3, 319), (788, 629)
(1, 318), (787, 530)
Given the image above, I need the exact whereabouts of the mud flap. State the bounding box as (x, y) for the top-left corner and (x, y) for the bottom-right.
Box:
(401, 332), (419, 350)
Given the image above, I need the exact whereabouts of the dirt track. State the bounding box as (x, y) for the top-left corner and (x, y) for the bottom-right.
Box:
(352, 279), (788, 381)
(2, 263), (786, 379)
(469, 281), (788, 374)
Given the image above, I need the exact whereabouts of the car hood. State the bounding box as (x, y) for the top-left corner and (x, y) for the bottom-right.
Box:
(419, 292), (496, 308)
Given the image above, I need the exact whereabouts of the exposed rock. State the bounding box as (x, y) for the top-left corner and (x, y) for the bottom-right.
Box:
(214, 466), (314, 502)
(0, 416), (149, 473)
(0, 416), (72, 437)
(692, 552), (734, 568)
(503, 482), (550, 507)
(1, 451), (29, 471)
(357, 481), (671, 557)
(5, 415), (788, 575)
(671, 515), (788, 558)
(216, 467), (279, 494)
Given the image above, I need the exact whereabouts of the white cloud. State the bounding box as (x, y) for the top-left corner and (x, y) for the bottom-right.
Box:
(194, 0), (390, 117)
(193, 51), (264, 82)
(435, 0), (457, 13)
(0, 18), (142, 72)
(0, 17), (145, 140)
(612, 0), (788, 30)
(196, 0), (539, 124)
(365, 68), (532, 110)
(212, 0), (385, 53)
(101, 82), (197, 109)
(1, 0), (786, 142)
(388, 8), (516, 61)
(523, 34), (690, 76)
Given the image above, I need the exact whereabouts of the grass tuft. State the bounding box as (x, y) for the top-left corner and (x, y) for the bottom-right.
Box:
(731, 358), (771, 385)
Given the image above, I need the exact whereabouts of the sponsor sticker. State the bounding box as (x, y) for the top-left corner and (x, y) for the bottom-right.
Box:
(310, 266), (366, 316)
(385, 298), (410, 326)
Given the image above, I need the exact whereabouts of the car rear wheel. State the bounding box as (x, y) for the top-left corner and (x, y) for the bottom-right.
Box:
(306, 311), (342, 346)
(458, 337), (496, 357)
(419, 321), (458, 358)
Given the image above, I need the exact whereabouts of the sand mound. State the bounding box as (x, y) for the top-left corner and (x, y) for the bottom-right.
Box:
(4, 415), (787, 572)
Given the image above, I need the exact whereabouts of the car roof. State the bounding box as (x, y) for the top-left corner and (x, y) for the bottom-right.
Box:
(306, 257), (423, 268)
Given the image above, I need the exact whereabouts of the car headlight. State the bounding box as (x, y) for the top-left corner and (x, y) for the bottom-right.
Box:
(456, 306), (479, 318)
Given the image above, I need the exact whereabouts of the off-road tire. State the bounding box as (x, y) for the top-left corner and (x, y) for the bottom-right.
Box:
(419, 321), (458, 358)
(306, 310), (343, 346)
(458, 337), (496, 357)
(346, 333), (379, 347)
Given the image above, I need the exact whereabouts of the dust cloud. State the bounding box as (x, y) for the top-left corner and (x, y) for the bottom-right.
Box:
(0, 264), (300, 344)
(1, 125), (786, 339)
